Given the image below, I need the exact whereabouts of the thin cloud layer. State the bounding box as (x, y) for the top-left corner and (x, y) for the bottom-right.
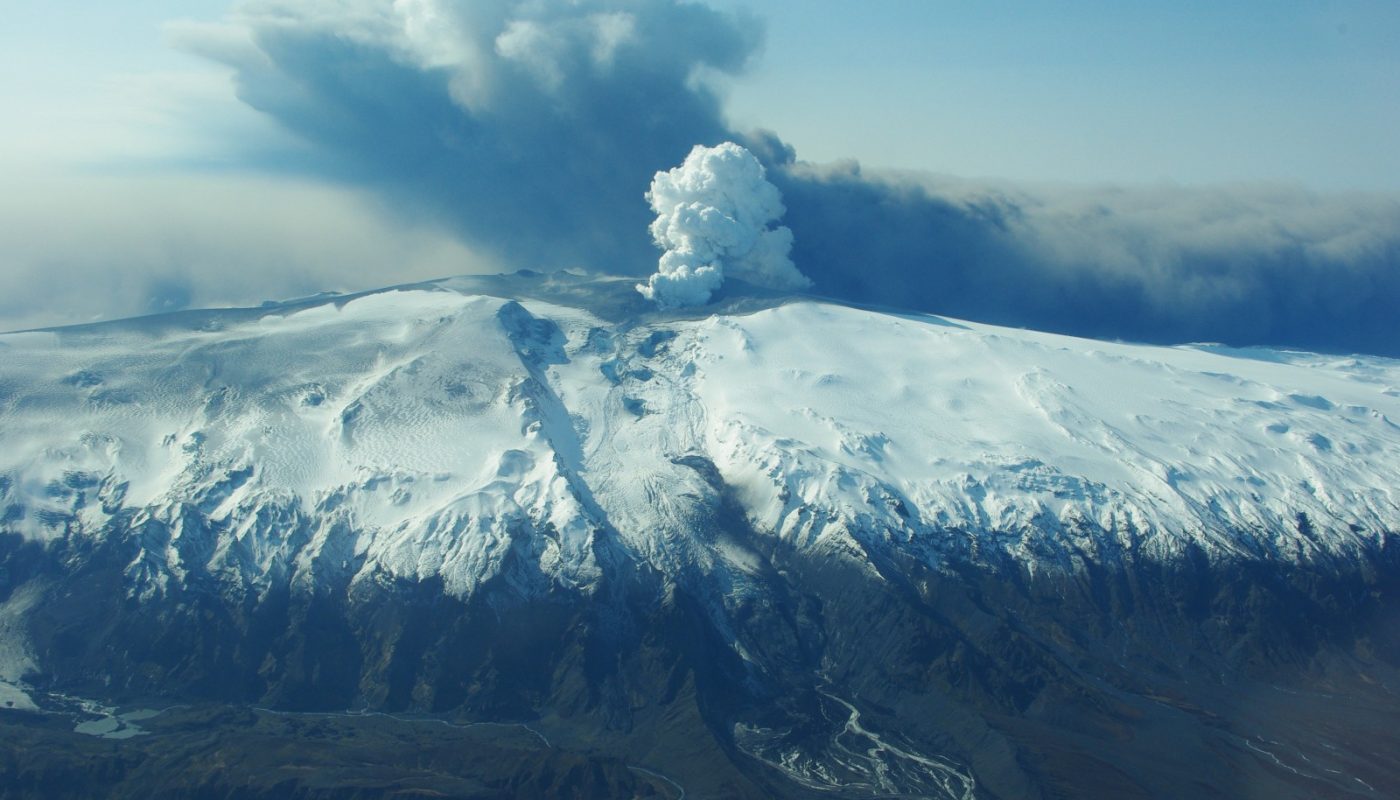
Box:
(0, 170), (491, 332)
(168, 0), (1400, 355)
(639, 142), (807, 308)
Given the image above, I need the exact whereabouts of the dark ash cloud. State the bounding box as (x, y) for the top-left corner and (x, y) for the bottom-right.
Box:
(175, 0), (760, 272)
(179, 0), (1400, 357)
(770, 156), (1400, 356)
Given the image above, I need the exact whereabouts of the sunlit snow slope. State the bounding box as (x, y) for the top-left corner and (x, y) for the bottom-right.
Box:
(1, 274), (1397, 602)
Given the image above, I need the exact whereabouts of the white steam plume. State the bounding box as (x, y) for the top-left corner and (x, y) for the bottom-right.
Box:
(638, 142), (810, 308)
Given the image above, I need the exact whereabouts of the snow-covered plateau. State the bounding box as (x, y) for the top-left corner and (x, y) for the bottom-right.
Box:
(1, 273), (1397, 602)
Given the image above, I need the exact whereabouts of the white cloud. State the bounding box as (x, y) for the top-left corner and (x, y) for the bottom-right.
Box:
(639, 142), (809, 308)
(494, 8), (640, 93)
(588, 12), (636, 68)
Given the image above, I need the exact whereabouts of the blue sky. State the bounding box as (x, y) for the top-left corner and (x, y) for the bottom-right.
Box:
(5, 1), (1399, 187)
(716, 0), (1400, 189)
(0, 1), (1398, 354)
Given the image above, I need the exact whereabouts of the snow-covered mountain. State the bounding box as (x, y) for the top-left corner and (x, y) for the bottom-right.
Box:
(3, 273), (1396, 588)
(2, 272), (1398, 798)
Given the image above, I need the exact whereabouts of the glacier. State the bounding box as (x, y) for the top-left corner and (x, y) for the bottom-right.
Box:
(1, 272), (1397, 603)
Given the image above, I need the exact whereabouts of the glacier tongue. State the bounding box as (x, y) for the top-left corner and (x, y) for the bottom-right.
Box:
(1, 276), (1398, 599)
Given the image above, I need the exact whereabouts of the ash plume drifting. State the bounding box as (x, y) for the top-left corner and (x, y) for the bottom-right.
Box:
(168, 0), (1400, 357)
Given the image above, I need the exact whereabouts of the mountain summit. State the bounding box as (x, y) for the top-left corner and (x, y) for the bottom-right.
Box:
(2, 272), (1398, 798)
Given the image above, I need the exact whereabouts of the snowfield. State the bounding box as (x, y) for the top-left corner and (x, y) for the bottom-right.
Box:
(0, 275), (1397, 602)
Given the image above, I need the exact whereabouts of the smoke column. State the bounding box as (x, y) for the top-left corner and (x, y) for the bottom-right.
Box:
(639, 142), (809, 308)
